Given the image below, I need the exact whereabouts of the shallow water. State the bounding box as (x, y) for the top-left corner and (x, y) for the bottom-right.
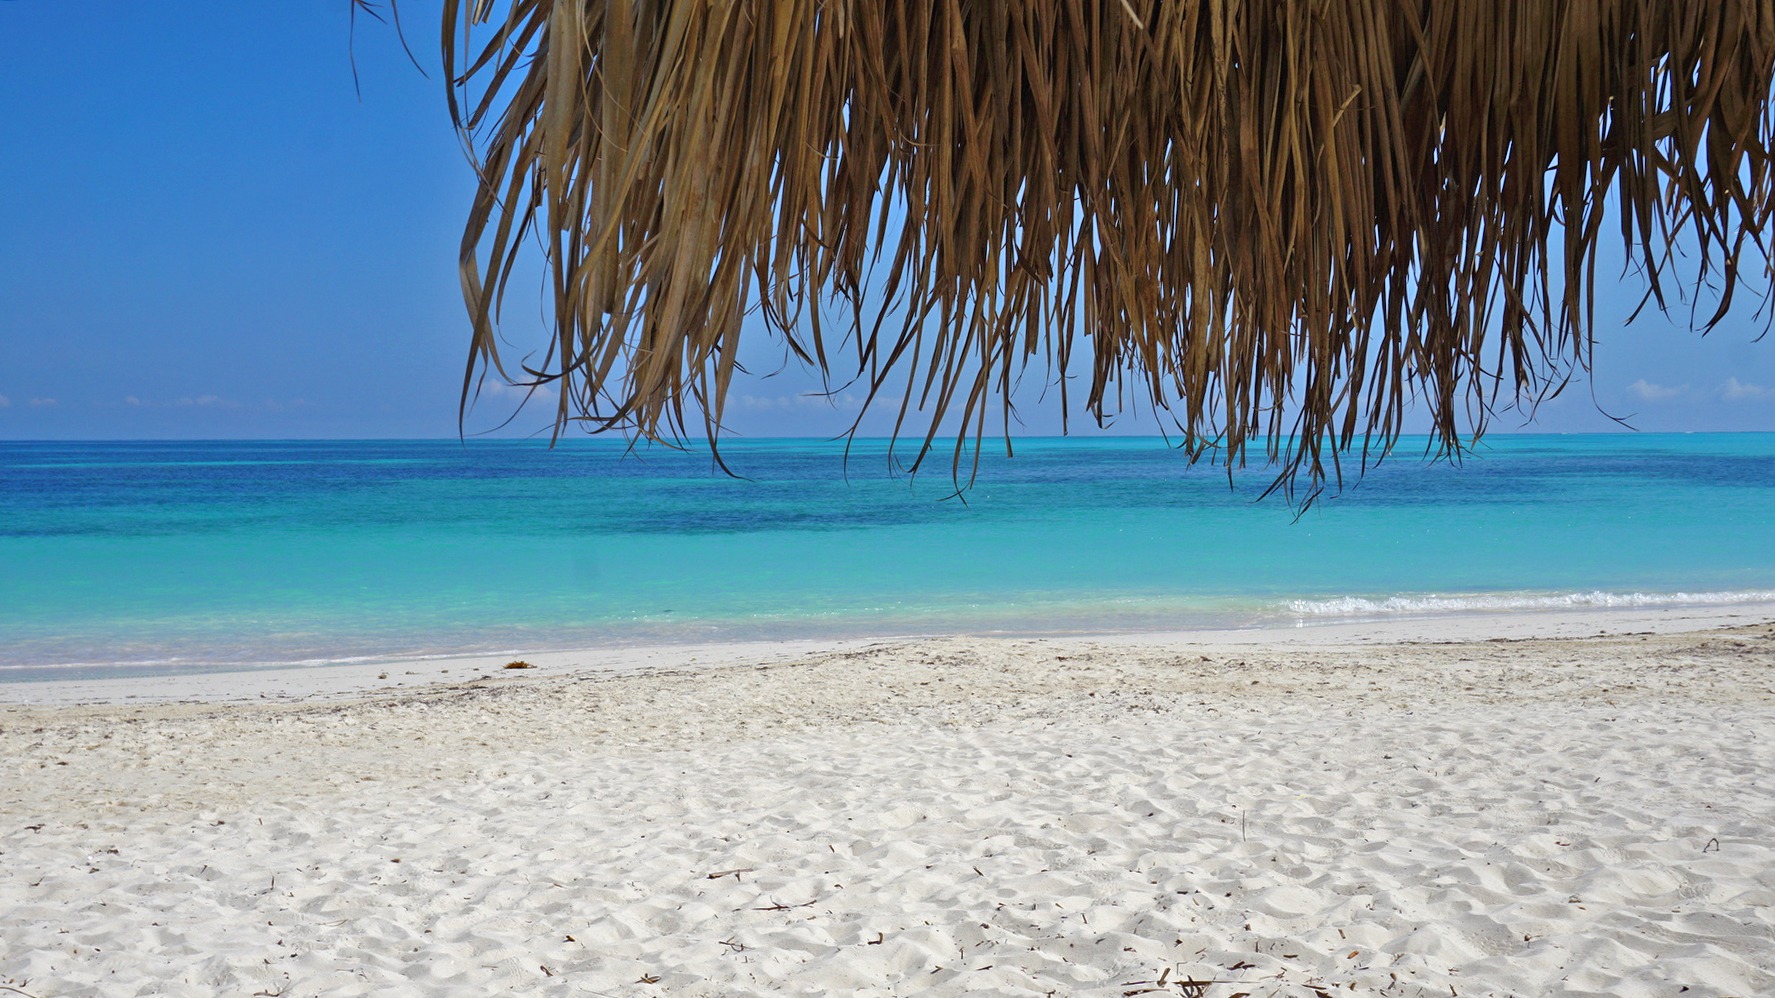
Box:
(4, 434), (1774, 680)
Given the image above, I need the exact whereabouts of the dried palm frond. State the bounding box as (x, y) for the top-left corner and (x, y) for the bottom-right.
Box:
(438, 0), (1775, 495)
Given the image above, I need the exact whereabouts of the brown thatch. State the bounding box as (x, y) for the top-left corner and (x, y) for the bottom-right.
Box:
(435, 0), (1775, 493)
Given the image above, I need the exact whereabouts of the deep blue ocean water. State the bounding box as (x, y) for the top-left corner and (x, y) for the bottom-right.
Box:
(4, 435), (1775, 681)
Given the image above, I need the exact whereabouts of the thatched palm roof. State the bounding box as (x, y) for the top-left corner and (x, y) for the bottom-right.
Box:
(439, 0), (1774, 491)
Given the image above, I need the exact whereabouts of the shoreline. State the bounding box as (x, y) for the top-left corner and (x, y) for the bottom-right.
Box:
(5, 600), (1774, 707)
(3, 617), (1773, 996)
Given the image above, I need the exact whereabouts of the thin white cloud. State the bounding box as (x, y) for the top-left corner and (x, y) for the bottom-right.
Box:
(0, 394), (10, 408)
(28, 397), (58, 407)
(1627, 379), (1685, 402)
(738, 392), (862, 412)
(461, 380), (545, 414)
(739, 394), (795, 411)
(174, 395), (242, 409)
(125, 394), (303, 411)
(1722, 377), (1773, 402)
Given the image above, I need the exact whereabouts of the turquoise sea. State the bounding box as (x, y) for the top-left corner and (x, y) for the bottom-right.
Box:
(4, 435), (1775, 682)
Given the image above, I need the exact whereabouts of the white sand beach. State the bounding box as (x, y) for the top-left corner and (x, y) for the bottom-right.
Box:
(3, 614), (1773, 997)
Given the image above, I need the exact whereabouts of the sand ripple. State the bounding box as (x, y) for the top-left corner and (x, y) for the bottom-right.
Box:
(4, 625), (1774, 996)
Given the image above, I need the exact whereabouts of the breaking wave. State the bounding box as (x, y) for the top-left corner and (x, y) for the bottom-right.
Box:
(1285, 589), (1775, 617)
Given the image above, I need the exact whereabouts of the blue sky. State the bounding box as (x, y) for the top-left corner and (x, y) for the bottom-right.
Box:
(1, 2), (1771, 441)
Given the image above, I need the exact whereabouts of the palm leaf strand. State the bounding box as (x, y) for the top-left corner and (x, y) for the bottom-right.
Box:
(440, 0), (1775, 493)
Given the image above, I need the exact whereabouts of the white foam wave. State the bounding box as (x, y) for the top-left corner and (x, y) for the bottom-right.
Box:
(1286, 589), (1775, 617)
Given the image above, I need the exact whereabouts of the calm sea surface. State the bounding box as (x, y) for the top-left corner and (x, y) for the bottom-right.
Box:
(4, 435), (1774, 681)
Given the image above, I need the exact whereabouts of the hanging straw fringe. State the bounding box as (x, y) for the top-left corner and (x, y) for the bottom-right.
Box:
(441, 0), (1775, 495)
